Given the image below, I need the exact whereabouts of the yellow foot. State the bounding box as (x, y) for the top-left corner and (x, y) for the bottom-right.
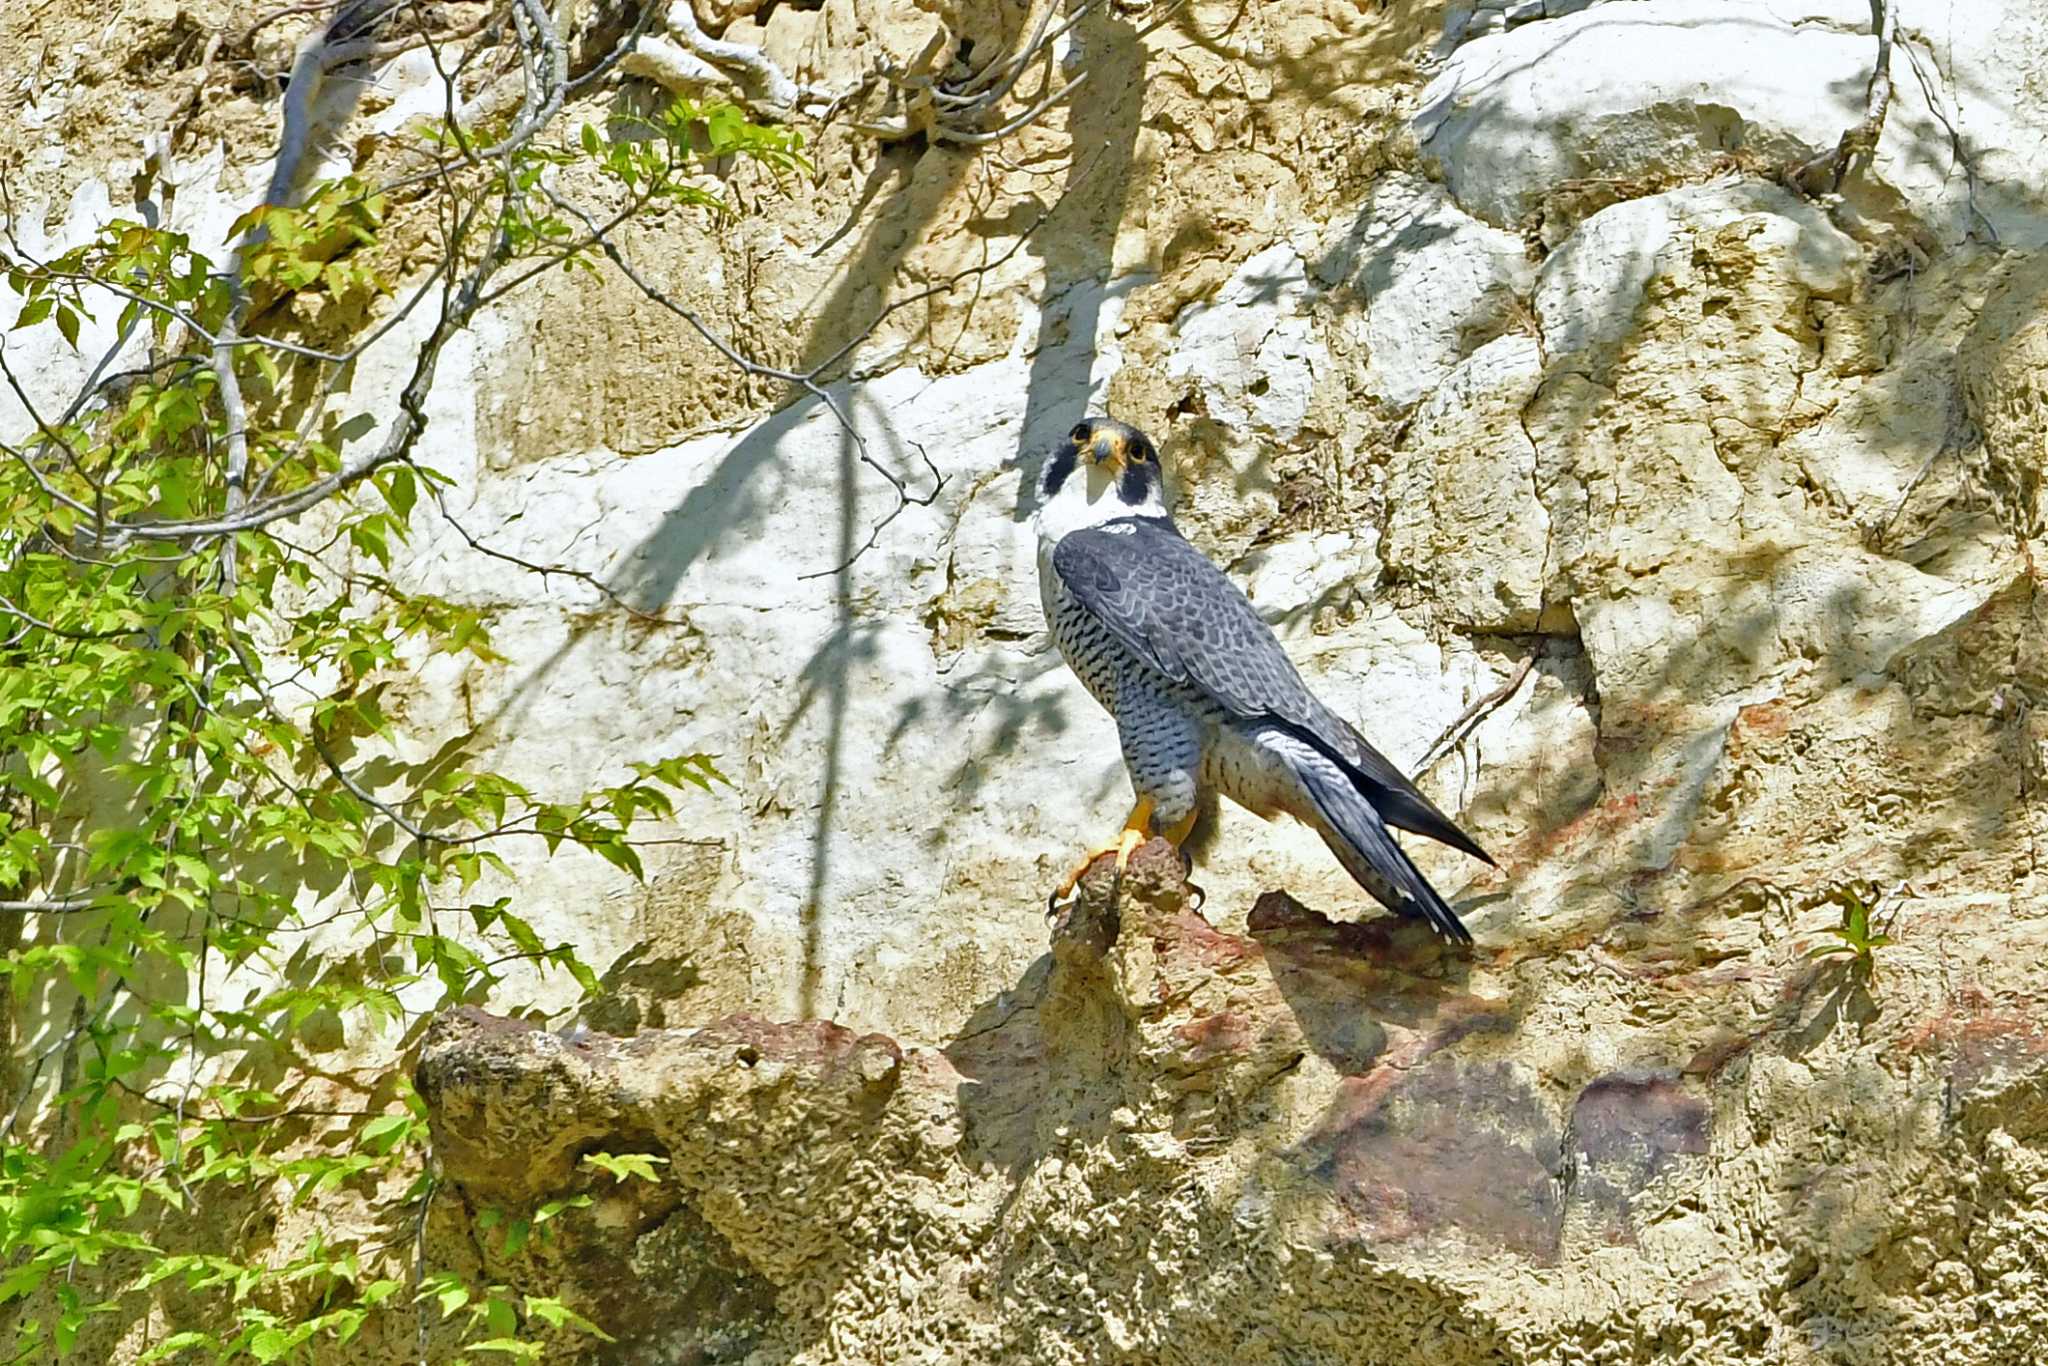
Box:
(1049, 796), (1155, 910)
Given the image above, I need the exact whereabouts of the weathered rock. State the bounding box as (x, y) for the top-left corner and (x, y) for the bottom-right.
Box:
(1383, 332), (1553, 632)
(1418, 0), (2048, 250)
(1165, 242), (1328, 443)
(1961, 253), (2048, 539)
(421, 843), (2048, 1363)
(1418, 2), (1873, 231)
(1312, 173), (1535, 408)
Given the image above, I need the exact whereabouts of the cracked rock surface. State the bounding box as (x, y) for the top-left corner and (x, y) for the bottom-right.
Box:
(421, 844), (2048, 1363)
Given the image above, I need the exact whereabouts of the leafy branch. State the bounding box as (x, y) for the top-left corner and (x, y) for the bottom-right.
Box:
(0, 3), (784, 1360)
(0, 0), (1100, 1356)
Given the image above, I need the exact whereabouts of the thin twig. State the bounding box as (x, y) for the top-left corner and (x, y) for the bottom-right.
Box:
(0, 897), (107, 913)
(1415, 650), (1538, 778)
(421, 474), (695, 625)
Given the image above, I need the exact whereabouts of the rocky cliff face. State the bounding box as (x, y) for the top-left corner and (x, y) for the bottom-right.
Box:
(420, 844), (2048, 1362)
(5, 0), (2048, 1360)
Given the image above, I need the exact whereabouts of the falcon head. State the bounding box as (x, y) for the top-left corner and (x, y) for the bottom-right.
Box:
(1034, 416), (1169, 542)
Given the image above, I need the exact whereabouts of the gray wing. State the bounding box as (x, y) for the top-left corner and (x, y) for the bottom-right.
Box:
(1052, 518), (1492, 865)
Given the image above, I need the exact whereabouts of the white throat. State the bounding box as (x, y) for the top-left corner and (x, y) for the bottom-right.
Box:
(1031, 462), (1169, 550)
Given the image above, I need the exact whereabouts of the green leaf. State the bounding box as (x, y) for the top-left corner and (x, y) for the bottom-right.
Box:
(524, 1295), (611, 1340)
(382, 465), (417, 520)
(580, 1152), (669, 1184)
(247, 1327), (293, 1362)
(588, 837), (645, 881)
(137, 1330), (214, 1363)
(357, 1113), (415, 1155)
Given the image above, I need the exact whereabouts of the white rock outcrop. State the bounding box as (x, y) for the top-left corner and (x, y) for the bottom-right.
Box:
(1417, 0), (2047, 249)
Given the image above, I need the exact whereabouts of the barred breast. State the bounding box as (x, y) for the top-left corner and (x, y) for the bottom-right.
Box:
(1040, 542), (1122, 707)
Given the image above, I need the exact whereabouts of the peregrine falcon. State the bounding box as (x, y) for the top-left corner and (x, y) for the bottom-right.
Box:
(1033, 416), (1494, 942)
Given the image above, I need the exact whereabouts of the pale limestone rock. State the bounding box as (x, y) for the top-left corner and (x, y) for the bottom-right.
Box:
(1534, 181), (1857, 366)
(1166, 242), (1327, 442)
(421, 841), (2048, 1364)
(1529, 181), (1860, 593)
(1313, 173), (1535, 408)
(1417, 1), (1869, 227)
(1888, 0), (2048, 249)
(1383, 333), (1552, 632)
(1961, 253), (2048, 537)
(1237, 529), (1380, 632)
(1419, 0), (2045, 248)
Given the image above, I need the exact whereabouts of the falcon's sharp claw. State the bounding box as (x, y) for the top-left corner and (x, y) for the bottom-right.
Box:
(1113, 824), (1144, 872)
(1049, 852), (1099, 909)
(1048, 796), (1156, 910)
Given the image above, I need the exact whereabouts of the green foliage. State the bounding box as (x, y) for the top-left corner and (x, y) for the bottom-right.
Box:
(0, 93), (793, 1362)
(579, 1151), (670, 1185)
(234, 178), (391, 306)
(1806, 881), (1905, 973)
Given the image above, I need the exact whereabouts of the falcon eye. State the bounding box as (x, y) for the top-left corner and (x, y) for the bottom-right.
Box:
(1069, 423), (1092, 443)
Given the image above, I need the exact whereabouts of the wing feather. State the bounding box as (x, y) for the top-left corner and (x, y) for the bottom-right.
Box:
(1052, 518), (1492, 865)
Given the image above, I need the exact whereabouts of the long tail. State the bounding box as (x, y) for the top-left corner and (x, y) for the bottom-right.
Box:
(1284, 741), (1474, 943)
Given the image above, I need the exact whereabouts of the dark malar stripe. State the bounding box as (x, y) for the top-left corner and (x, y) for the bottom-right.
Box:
(1043, 448), (1078, 498)
(1119, 464), (1151, 505)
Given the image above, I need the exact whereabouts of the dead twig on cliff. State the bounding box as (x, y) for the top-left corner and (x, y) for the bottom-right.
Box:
(622, 0), (1103, 146)
(1414, 649), (1538, 779)
(867, 0), (1104, 145)
(1785, 0), (1896, 197)
(1897, 27), (1998, 244)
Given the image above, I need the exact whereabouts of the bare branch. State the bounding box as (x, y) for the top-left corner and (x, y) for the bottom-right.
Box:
(934, 71), (1090, 148)
(865, 0), (1108, 146)
(1786, 0), (1896, 197)
(0, 591), (123, 641)
(0, 898), (106, 914)
(222, 629), (440, 845)
(1897, 28), (1997, 244)
(0, 346), (102, 523)
(652, 0), (837, 120)
(214, 289), (255, 587)
(1416, 650), (1538, 779)
(421, 473), (696, 625)
(505, 0), (569, 149)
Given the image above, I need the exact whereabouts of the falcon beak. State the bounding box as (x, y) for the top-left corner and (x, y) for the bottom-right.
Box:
(1087, 430), (1127, 472)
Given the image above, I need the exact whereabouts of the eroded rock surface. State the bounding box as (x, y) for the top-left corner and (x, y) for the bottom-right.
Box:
(421, 845), (2048, 1363)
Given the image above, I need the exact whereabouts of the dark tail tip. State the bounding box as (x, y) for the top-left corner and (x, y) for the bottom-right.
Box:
(1405, 874), (1474, 944)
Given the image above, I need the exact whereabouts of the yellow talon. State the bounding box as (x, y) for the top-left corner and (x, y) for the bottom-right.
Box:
(1114, 823), (1145, 871)
(1051, 796), (1155, 907)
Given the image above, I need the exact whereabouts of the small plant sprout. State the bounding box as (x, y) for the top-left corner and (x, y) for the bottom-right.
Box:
(1807, 881), (1909, 975)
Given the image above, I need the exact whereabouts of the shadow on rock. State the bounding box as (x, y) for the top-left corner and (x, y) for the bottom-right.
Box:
(415, 839), (1524, 1360)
